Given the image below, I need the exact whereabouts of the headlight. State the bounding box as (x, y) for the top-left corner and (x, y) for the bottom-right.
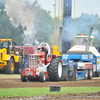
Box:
(15, 51), (19, 55)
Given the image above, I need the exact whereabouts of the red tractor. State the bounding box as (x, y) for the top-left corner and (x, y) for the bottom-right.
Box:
(21, 42), (62, 82)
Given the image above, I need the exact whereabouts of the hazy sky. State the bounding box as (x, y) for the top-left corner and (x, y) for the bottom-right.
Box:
(38, 0), (100, 18)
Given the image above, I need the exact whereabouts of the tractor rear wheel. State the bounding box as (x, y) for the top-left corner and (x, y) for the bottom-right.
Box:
(47, 57), (62, 81)
(39, 71), (46, 82)
(4, 59), (14, 74)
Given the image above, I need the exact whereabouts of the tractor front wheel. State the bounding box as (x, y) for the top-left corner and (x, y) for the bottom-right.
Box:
(88, 69), (93, 79)
(47, 57), (62, 81)
(39, 71), (46, 82)
(4, 59), (14, 74)
(21, 70), (27, 82)
(84, 69), (88, 79)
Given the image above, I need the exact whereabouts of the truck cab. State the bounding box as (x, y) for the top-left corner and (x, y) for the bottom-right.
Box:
(62, 32), (95, 80)
(75, 34), (100, 77)
(0, 39), (22, 74)
(75, 34), (94, 46)
(0, 39), (12, 54)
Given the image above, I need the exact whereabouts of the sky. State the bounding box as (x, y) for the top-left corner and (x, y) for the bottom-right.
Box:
(38, 0), (100, 18)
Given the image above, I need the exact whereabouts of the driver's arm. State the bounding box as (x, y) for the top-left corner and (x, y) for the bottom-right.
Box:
(37, 48), (40, 54)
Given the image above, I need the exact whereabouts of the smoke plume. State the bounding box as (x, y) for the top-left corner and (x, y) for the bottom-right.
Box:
(5, 0), (36, 33)
(62, 0), (73, 53)
(4, 0), (39, 44)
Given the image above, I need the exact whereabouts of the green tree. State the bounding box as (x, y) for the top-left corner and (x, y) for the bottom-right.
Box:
(34, 10), (54, 45)
(29, 1), (54, 46)
(75, 13), (100, 47)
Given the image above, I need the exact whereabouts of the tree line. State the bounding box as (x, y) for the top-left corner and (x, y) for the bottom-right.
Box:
(0, 1), (100, 47)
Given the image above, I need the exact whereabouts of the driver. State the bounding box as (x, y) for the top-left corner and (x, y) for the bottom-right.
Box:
(37, 42), (49, 62)
(41, 46), (48, 62)
(82, 39), (87, 45)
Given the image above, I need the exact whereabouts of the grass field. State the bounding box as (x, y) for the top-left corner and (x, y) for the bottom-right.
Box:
(0, 87), (100, 97)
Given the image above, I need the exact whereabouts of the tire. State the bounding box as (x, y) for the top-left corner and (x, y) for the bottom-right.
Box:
(21, 63), (24, 74)
(95, 72), (99, 77)
(15, 59), (23, 74)
(19, 59), (24, 74)
(84, 69), (88, 79)
(73, 65), (77, 81)
(39, 71), (46, 82)
(4, 59), (14, 74)
(21, 69), (27, 82)
(88, 69), (93, 79)
(93, 72), (99, 77)
(0, 70), (3, 74)
(47, 57), (62, 81)
(14, 63), (19, 74)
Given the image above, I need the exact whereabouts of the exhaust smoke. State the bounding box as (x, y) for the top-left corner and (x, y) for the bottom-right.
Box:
(62, 0), (73, 53)
(5, 0), (36, 33)
(4, 0), (37, 44)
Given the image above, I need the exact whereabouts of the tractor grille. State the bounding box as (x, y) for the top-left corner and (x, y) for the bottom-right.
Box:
(28, 55), (38, 68)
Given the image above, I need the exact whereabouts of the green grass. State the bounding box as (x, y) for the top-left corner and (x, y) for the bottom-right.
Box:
(0, 87), (100, 97)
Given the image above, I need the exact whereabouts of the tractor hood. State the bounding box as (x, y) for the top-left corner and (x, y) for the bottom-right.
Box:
(68, 46), (100, 56)
(29, 52), (45, 56)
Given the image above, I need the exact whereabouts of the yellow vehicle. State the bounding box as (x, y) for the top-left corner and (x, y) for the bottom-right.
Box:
(0, 39), (22, 74)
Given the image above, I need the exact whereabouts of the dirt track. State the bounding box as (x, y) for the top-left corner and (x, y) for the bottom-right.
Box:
(0, 75), (100, 88)
(0, 75), (100, 100)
